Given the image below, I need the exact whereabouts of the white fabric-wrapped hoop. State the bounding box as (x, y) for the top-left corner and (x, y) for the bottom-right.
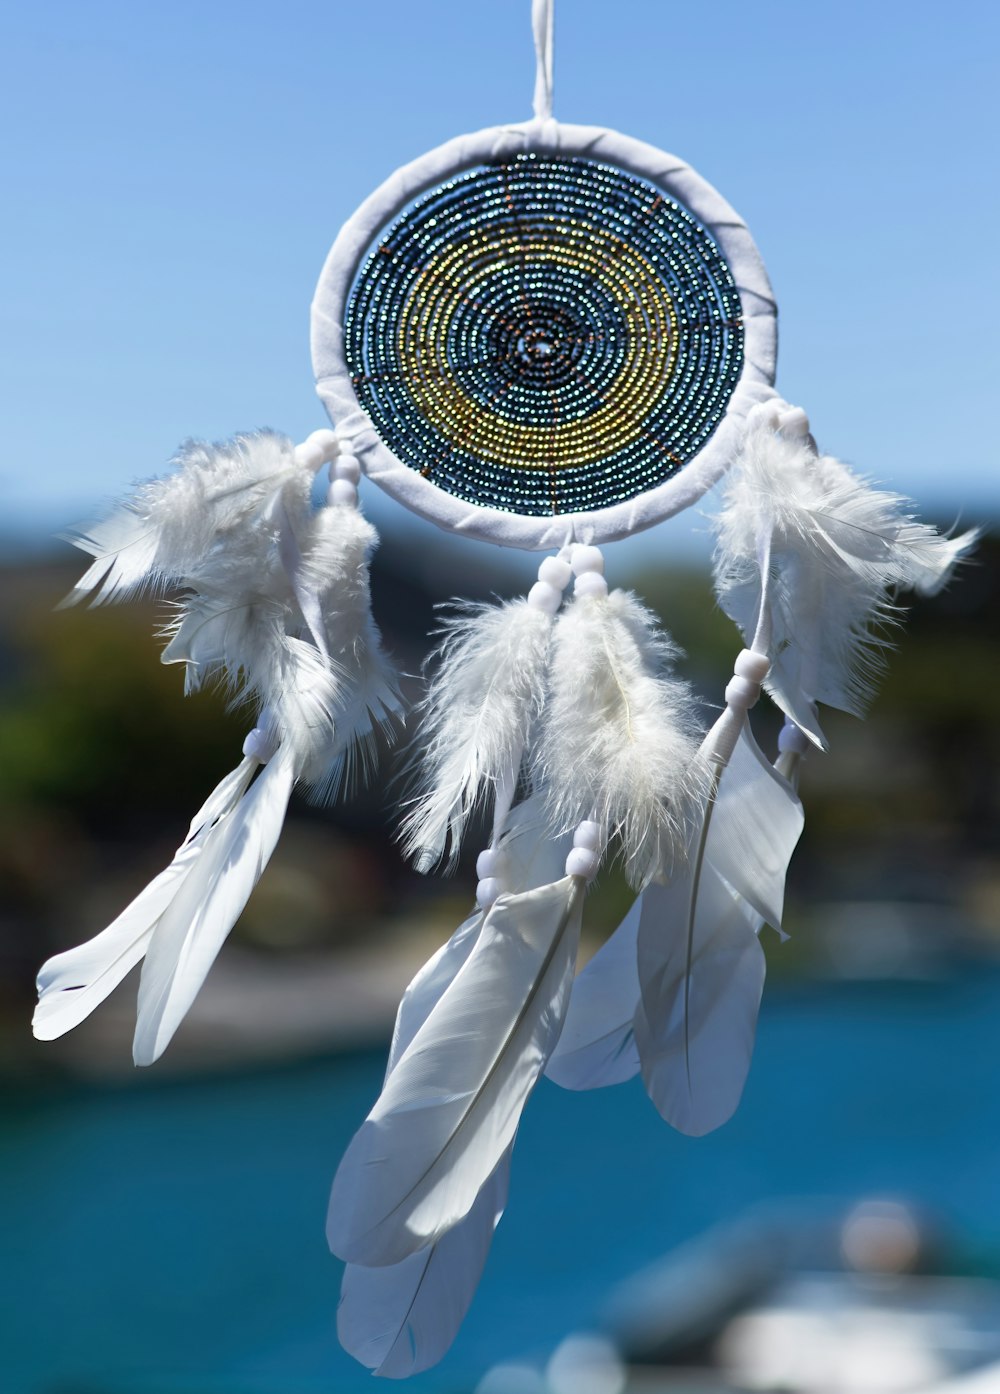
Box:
(311, 119), (777, 552)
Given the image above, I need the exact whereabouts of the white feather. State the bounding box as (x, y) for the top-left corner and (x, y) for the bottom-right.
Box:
(713, 418), (977, 746)
(161, 497), (399, 787)
(61, 432), (309, 607)
(338, 1159), (510, 1379)
(707, 723), (805, 929)
(401, 601), (554, 872)
(336, 799), (568, 1374)
(32, 759), (257, 1040)
(537, 590), (704, 888)
(635, 863), (764, 1138)
(385, 799), (568, 1073)
(339, 910), (499, 1379)
(545, 898), (641, 1090)
(132, 748), (295, 1066)
(327, 875), (583, 1266)
(45, 442), (400, 1067)
(635, 722), (804, 1136)
(299, 507), (402, 800)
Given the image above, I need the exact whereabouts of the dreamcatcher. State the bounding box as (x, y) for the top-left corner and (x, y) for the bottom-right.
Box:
(33, 0), (974, 1378)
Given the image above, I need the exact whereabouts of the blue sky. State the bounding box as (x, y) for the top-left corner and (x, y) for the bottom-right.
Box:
(2, 0), (997, 558)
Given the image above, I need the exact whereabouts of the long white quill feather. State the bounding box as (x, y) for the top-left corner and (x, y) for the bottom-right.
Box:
(338, 1160), (510, 1380)
(339, 911), (508, 1379)
(327, 874), (583, 1267)
(544, 899), (641, 1090)
(635, 722), (803, 1136)
(337, 798), (567, 1375)
(41, 436), (400, 1067)
(634, 863), (765, 1137)
(132, 748), (295, 1065)
(33, 759), (257, 1040)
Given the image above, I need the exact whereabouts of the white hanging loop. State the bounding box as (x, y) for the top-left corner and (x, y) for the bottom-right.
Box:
(532, 0), (554, 121)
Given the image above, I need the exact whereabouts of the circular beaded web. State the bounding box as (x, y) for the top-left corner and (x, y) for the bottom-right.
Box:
(344, 155), (745, 518)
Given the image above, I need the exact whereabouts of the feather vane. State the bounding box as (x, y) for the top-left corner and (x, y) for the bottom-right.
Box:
(33, 759), (257, 1041)
(327, 875), (583, 1266)
(635, 862), (765, 1137)
(545, 897), (641, 1090)
(338, 1159), (510, 1379)
(132, 748), (295, 1065)
(635, 723), (803, 1135)
(336, 796), (568, 1373)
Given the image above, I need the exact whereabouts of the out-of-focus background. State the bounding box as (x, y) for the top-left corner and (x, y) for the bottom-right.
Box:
(2, 2), (998, 1391)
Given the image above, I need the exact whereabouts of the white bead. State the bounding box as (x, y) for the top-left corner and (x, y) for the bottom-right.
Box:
(307, 428), (340, 461)
(328, 478), (358, 508)
(747, 400), (782, 430)
(527, 580), (563, 614)
(573, 820), (603, 852)
(538, 555), (572, 590)
(293, 439), (326, 472)
(725, 675), (761, 710)
(734, 648), (770, 682)
(572, 544), (605, 575)
(778, 406), (811, 438)
(332, 454), (361, 484)
(778, 722), (811, 755)
(565, 846), (600, 881)
(476, 848), (499, 880)
(574, 571), (608, 600)
(477, 877), (501, 910)
(242, 726), (277, 763)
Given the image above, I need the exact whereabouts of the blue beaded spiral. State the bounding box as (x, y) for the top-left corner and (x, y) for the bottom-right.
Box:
(345, 155), (744, 518)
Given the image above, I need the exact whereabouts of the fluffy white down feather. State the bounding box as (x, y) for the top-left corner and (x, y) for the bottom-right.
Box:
(160, 497), (399, 789)
(537, 590), (705, 888)
(401, 601), (554, 872)
(61, 432), (310, 607)
(300, 507), (402, 799)
(713, 418), (977, 745)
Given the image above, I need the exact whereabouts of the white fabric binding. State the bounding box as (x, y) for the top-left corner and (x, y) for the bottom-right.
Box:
(311, 120), (778, 552)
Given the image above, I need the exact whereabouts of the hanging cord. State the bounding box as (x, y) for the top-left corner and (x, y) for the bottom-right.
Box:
(532, 0), (554, 120)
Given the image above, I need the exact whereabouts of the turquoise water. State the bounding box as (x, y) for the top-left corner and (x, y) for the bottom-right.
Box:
(5, 970), (1000, 1393)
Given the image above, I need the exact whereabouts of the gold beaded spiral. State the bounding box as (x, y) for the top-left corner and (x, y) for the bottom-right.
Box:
(345, 154), (745, 517)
